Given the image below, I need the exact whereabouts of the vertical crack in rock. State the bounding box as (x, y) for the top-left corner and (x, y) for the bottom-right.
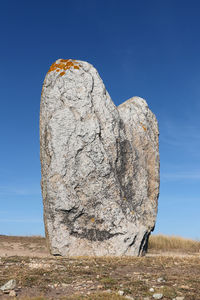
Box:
(40, 59), (160, 256)
(138, 231), (150, 256)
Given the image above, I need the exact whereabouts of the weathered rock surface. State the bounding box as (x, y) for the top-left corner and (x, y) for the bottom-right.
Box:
(40, 59), (159, 256)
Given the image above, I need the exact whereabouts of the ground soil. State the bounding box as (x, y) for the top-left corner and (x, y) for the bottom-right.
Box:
(0, 235), (199, 300)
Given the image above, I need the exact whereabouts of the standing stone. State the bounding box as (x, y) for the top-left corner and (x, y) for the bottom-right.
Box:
(40, 59), (159, 256)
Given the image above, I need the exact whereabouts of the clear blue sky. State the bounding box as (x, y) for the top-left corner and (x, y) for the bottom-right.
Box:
(0, 0), (199, 239)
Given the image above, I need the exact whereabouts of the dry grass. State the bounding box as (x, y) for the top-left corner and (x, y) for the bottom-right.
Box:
(1, 255), (200, 299)
(18, 294), (126, 300)
(0, 235), (45, 245)
(149, 234), (200, 253)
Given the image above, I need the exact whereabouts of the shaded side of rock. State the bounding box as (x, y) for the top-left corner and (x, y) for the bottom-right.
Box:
(118, 97), (159, 255)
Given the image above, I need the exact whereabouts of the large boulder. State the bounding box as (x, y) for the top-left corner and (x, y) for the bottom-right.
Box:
(40, 59), (159, 256)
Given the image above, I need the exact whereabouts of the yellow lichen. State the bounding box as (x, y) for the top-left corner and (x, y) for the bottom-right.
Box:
(90, 218), (95, 223)
(140, 123), (147, 131)
(66, 61), (73, 67)
(47, 59), (80, 76)
(60, 59), (69, 63)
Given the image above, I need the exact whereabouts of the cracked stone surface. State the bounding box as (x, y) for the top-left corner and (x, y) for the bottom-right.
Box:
(40, 59), (160, 256)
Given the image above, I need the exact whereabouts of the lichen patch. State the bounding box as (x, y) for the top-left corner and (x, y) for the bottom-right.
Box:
(140, 122), (147, 131)
(47, 59), (80, 76)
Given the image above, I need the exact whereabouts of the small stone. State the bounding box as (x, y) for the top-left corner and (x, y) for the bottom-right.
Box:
(175, 297), (185, 300)
(103, 289), (112, 294)
(180, 285), (190, 290)
(149, 287), (154, 292)
(118, 290), (124, 296)
(9, 290), (16, 297)
(157, 277), (165, 283)
(97, 285), (103, 289)
(0, 279), (16, 291)
(153, 294), (163, 299)
(104, 289), (112, 293)
(143, 297), (150, 300)
(96, 275), (100, 279)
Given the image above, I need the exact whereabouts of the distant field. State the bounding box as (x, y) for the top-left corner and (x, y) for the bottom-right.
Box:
(0, 234), (199, 254)
(149, 234), (200, 253)
(0, 234), (199, 299)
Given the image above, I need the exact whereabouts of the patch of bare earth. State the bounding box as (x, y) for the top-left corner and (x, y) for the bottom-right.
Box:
(0, 235), (199, 300)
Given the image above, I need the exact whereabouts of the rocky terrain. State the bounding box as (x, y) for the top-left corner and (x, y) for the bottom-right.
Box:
(0, 235), (199, 300)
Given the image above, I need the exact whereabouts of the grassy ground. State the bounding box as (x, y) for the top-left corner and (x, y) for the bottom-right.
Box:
(0, 235), (199, 300)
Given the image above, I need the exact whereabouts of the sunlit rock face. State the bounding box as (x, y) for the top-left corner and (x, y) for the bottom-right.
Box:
(40, 59), (160, 256)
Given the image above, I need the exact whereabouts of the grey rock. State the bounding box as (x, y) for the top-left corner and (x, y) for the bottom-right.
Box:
(153, 294), (163, 300)
(118, 290), (124, 296)
(157, 277), (165, 283)
(149, 287), (155, 292)
(40, 59), (160, 256)
(0, 279), (16, 291)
